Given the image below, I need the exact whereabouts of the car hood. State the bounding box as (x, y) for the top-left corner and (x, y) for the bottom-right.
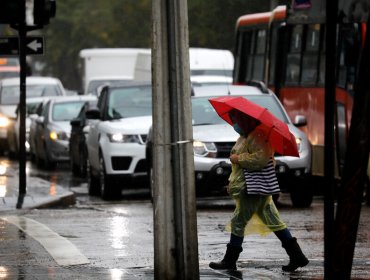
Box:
(193, 124), (238, 142)
(104, 116), (153, 134)
(0, 105), (17, 118)
(192, 122), (307, 146)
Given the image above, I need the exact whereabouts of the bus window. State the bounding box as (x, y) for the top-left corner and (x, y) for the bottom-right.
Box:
(290, 25), (303, 51)
(306, 24), (320, 51)
(301, 24), (321, 85)
(252, 30), (266, 80)
(318, 54), (326, 85)
(285, 25), (303, 85)
(337, 24), (360, 92)
(301, 53), (318, 84)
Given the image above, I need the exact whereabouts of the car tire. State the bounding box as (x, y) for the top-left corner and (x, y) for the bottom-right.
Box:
(149, 166), (154, 202)
(71, 155), (80, 176)
(290, 178), (313, 208)
(79, 147), (88, 178)
(99, 155), (121, 200)
(35, 152), (44, 168)
(43, 143), (56, 170)
(87, 161), (100, 196)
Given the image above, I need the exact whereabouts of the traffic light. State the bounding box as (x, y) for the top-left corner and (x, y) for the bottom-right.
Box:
(33, 0), (56, 25)
(0, 0), (24, 24)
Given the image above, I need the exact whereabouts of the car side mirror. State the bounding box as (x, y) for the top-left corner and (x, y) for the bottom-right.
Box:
(294, 115), (307, 127)
(70, 118), (81, 126)
(85, 108), (101, 120)
(29, 114), (38, 121)
(36, 116), (45, 124)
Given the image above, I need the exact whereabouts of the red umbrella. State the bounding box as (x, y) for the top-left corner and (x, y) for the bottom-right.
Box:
(208, 96), (299, 157)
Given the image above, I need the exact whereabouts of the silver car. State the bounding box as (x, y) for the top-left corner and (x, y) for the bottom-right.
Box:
(0, 76), (66, 154)
(32, 95), (97, 169)
(192, 84), (312, 207)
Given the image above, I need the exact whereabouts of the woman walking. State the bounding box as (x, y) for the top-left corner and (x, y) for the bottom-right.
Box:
(209, 109), (309, 271)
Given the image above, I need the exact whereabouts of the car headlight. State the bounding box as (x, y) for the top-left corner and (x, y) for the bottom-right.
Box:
(49, 131), (68, 141)
(296, 137), (302, 152)
(193, 140), (217, 157)
(0, 115), (9, 128)
(108, 133), (140, 143)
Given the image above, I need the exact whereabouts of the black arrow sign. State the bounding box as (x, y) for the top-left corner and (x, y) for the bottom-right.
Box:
(0, 36), (44, 56)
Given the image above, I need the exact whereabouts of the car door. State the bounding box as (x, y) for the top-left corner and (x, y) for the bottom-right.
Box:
(34, 101), (50, 161)
(87, 89), (107, 171)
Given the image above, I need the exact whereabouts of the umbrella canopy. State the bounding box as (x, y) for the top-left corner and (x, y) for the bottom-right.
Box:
(209, 96), (299, 157)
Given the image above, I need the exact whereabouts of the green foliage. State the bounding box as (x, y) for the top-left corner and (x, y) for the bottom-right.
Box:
(33, 0), (271, 90)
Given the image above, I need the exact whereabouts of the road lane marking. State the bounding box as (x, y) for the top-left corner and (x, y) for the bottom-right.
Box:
(2, 216), (90, 266)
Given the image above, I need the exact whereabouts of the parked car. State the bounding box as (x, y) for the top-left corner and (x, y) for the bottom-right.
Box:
(69, 100), (98, 177)
(32, 95), (97, 169)
(85, 81), (152, 200)
(0, 76), (66, 154)
(147, 83), (313, 207)
(29, 98), (53, 161)
(7, 97), (50, 156)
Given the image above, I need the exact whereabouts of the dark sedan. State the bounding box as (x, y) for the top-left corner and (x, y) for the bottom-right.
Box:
(69, 100), (98, 177)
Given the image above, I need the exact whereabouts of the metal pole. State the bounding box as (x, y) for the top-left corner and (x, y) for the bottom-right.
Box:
(324, 0), (338, 278)
(333, 13), (370, 279)
(16, 1), (27, 209)
(152, 0), (199, 279)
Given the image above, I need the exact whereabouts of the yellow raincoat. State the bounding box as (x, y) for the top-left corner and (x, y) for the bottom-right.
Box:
(226, 125), (287, 236)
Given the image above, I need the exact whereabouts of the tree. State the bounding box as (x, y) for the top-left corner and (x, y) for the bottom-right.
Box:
(31, 0), (271, 90)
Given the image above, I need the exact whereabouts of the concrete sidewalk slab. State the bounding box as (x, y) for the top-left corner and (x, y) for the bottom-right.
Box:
(0, 164), (76, 211)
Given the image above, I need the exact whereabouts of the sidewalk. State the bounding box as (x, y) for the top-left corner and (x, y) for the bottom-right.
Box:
(0, 162), (75, 212)
(1, 161), (369, 279)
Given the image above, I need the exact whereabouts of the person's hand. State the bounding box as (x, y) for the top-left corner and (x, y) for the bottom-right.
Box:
(230, 154), (239, 164)
(227, 183), (231, 194)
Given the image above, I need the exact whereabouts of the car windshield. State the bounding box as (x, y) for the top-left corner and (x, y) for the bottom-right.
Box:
(0, 84), (62, 105)
(26, 102), (42, 115)
(52, 101), (86, 122)
(107, 86), (152, 119)
(192, 95), (289, 126)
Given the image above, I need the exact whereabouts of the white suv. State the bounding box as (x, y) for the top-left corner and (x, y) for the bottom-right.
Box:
(147, 83), (312, 207)
(85, 81), (152, 200)
(192, 84), (313, 207)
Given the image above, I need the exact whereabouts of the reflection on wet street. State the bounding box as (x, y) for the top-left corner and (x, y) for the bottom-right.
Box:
(0, 157), (369, 279)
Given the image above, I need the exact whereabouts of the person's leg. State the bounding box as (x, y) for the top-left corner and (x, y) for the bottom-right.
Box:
(257, 198), (309, 271)
(274, 227), (293, 243)
(209, 233), (244, 270)
(229, 233), (244, 247)
(209, 195), (253, 270)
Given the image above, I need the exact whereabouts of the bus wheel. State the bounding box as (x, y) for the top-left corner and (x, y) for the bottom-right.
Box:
(290, 179), (313, 208)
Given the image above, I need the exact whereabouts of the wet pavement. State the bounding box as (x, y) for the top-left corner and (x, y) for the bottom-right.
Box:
(0, 158), (370, 279)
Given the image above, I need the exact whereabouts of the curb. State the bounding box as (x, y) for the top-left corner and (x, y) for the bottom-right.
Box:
(30, 192), (76, 209)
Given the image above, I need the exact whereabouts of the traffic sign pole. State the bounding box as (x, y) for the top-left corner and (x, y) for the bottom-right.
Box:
(16, 24), (27, 209)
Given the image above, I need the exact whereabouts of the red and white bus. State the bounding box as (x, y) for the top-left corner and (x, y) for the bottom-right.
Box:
(233, 0), (367, 178)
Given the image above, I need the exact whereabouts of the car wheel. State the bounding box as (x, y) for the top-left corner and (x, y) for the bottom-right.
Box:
(43, 143), (56, 170)
(71, 155), (80, 176)
(99, 156), (116, 200)
(290, 178), (313, 208)
(79, 147), (88, 178)
(87, 161), (100, 196)
(35, 152), (44, 168)
(149, 166), (154, 202)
